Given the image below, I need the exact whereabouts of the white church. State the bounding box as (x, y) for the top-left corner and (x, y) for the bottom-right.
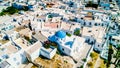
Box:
(48, 30), (85, 56)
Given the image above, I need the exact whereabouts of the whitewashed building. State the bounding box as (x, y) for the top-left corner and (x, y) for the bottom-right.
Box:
(25, 41), (42, 62)
(48, 30), (85, 56)
(0, 40), (27, 68)
(110, 35), (120, 48)
(40, 46), (57, 59)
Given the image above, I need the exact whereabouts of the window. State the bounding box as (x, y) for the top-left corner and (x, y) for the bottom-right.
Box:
(88, 30), (91, 33)
(16, 62), (20, 65)
(2, 55), (9, 59)
(98, 45), (99, 47)
(112, 39), (115, 41)
(62, 48), (64, 51)
(109, 0), (112, 2)
(95, 23), (97, 26)
(20, 54), (23, 57)
(13, 58), (16, 61)
(89, 22), (91, 25)
(43, 20), (45, 22)
(101, 23), (104, 26)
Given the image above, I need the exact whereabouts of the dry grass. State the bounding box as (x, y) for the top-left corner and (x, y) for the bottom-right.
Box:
(33, 54), (74, 68)
(87, 51), (99, 68)
(0, 40), (9, 44)
(99, 58), (106, 68)
(31, 66), (38, 68)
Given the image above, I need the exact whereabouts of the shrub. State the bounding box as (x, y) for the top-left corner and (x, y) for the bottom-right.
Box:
(64, 60), (68, 63)
(0, 6), (19, 16)
(74, 29), (80, 36)
(107, 45), (114, 67)
(51, 42), (57, 48)
(90, 52), (95, 58)
(66, 32), (71, 37)
(85, 1), (98, 9)
(87, 62), (93, 67)
(82, 58), (86, 62)
(44, 44), (50, 49)
(80, 65), (83, 68)
(44, 41), (57, 49)
(56, 50), (61, 55)
(24, 36), (30, 41)
(0, 6), (29, 16)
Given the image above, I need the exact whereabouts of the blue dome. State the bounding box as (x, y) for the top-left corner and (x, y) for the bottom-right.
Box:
(55, 30), (66, 38)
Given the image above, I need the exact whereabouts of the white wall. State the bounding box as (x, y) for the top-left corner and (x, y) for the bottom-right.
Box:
(40, 47), (57, 59)
(49, 48), (57, 59)
(6, 50), (27, 68)
(30, 48), (40, 61)
(25, 48), (40, 62)
(59, 44), (72, 56)
(40, 49), (50, 59)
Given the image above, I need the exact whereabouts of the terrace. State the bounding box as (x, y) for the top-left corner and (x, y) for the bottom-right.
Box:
(18, 28), (32, 40)
(26, 41), (42, 54)
(14, 38), (30, 49)
(61, 22), (71, 30)
(21, 20), (30, 26)
(82, 26), (106, 39)
(44, 22), (60, 28)
(0, 41), (19, 61)
(15, 26), (26, 32)
(32, 31), (47, 42)
(0, 61), (10, 68)
(5, 44), (19, 55)
(41, 46), (54, 53)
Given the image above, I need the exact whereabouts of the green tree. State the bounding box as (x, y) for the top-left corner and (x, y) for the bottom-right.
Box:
(107, 45), (114, 67)
(90, 52), (95, 58)
(0, 6), (19, 16)
(114, 44), (120, 66)
(82, 58), (86, 62)
(66, 32), (71, 37)
(88, 1), (92, 7)
(74, 29), (80, 36)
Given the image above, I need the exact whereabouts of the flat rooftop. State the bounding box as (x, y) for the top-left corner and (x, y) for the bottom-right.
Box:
(0, 15), (13, 24)
(61, 22), (71, 30)
(41, 46), (55, 54)
(63, 36), (85, 48)
(21, 20), (30, 26)
(26, 41), (42, 54)
(33, 31), (47, 42)
(82, 26), (106, 39)
(19, 28), (31, 37)
(44, 22), (60, 28)
(0, 41), (19, 56)
(14, 38), (30, 49)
